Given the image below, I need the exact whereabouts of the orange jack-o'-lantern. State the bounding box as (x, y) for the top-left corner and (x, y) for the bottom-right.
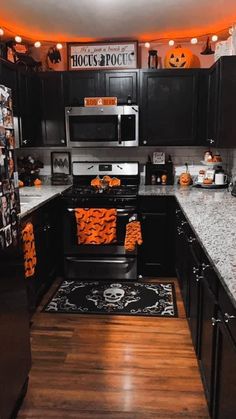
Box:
(164, 46), (194, 69)
(179, 172), (192, 186)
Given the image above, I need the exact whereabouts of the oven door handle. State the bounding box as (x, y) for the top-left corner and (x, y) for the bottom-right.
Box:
(66, 257), (134, 264)
(67, 208), (136, 213)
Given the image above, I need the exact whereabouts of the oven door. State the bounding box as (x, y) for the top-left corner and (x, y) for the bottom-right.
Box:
(63, 206), (137, 280)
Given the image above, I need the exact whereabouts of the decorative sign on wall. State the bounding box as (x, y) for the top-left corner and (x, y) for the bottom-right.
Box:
(84, 97), (117, 107)
(68, 41), (138, 70)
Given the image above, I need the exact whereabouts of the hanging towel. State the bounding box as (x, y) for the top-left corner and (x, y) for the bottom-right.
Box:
(75, 208), (117, 245)
(125, 221), (143, 252)
(22, 222), (37, 278)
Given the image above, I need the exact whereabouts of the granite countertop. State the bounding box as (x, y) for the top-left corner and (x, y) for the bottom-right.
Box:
(139, 185), (236, 308)
(19, 185), (71, 218)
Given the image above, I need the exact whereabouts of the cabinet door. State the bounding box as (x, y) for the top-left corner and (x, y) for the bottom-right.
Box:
(18, 71), (42, 147)
(205, 62), (219, 147)
(140, 70), (198, 146)
(139, 197), (175, 277)
(39, 72), (66, 146)
(0, 59), (18, 114)
(213, 313), (236, 419)
(198, 275), (217, 412)
(64, 71), (100, 106)
(100, 70), (138, 104)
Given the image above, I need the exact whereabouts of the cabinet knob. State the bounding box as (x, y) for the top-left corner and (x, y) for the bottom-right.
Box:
(177, 227), (183, 236)
(143, 140), (147, 145)
(195, 275), (203, 283)
(188, 237), (196, 243)
(202, 263), (210, 271)
(212, 317), (221, 326)
(60, 139), (65, 144)
(23, 139), (28, 145)
(207, 138), (215, 145)
(176, 209), (181, 214)
(192, 266), (199, 274)
(224, 312), (236, 323)
(138, 275), (143, 279)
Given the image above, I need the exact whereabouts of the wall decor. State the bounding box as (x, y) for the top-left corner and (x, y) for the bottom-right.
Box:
(51, 151), (71, 175)
(68, 41), (138, 70)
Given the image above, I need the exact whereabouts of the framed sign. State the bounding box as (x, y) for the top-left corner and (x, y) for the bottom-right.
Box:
(51, 152), (71, 175)
(68, 41), (138, 71)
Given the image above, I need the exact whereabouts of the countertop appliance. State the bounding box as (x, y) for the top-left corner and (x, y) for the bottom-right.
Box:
(61, 161), (139, 280)
(0, 85), (31, 418)
(65, 105), (139, 147)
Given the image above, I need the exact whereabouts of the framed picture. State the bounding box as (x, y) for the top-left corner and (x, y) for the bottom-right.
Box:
(51, 152), (71, 175)
(67, 41), (138, 71)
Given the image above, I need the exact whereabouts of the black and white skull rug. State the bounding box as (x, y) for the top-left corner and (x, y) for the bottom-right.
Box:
(44, 281), (178, 317)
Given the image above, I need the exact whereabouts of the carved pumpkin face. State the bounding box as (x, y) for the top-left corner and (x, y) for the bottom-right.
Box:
(179, 172), (192, 186)
(164, 47), (194, 69)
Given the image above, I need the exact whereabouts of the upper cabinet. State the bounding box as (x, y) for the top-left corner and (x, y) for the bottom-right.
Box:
(0, 59), (18, 114)
(64, 71), (100, 106)
(206, 56), (236, 148)
(99, 70), (138, 104)
(64, 70), (138, 106)
(140, 69), (200, 146)
(39, 72), (66, 146)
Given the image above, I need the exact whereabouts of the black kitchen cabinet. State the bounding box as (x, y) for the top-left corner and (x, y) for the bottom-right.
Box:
(138, 196), (175, 277)
(100, 70), (138, 104)
(206, 56), (236, 148)
(198, 266), (218, 412)
(39, 72), (66, 146)
(0, 58), (18, 114)
(21, 198), (62, 313)
(212, 299), (236, 419)
(18, 70), (42, 147)
(140, 69), (199, 146)
(64, 71), (100, 106)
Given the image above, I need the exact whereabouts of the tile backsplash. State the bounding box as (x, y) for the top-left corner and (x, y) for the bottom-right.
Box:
(16, 146), (233, 182)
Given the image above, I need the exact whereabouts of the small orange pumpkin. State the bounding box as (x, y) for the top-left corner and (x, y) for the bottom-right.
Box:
(179, 172), (192, 186)
(164, 45), (194, 69)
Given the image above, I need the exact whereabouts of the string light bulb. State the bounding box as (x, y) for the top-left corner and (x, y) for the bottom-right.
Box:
(144, 42), (150, 49)
(56, 43), (63, 50)
(168, 40), (175, 46)
(15, 35), (22, 43)
(211, 35), (218, 42)
(0, 28), (4, 36)
(34, 41), (41, 48)
(191, 37), (198, 44)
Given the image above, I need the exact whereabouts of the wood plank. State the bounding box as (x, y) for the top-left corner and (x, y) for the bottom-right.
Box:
(18, 278), (209, 418)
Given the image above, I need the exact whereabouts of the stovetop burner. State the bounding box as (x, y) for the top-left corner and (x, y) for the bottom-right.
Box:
(64, 185), (138, 198)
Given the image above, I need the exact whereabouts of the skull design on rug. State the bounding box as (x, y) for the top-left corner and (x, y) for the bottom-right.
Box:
(86, 283), (140, 311)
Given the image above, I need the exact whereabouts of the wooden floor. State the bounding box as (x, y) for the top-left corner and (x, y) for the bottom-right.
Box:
(17, 278), (209, 419)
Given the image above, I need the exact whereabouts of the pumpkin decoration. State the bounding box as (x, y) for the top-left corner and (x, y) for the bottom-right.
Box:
(164, 45), (194, 69)
(179, 163), (192, 186)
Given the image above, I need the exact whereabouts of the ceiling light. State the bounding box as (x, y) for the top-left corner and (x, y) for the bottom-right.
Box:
(211, 35), (218, 42)
(15, 36), (22, 43)
(0, 28), (4, 36)
(56, 43), (63, 50)
(168, 40), (175, 46)
(191, 38), (198, 44)
(34, 41), (41, 48)
(144, 42), (150, 49)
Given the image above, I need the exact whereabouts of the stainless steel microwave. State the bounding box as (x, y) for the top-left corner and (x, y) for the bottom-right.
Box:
(65, 105), (139, 147)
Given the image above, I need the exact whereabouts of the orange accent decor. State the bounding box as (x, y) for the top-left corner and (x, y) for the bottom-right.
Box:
(84, 97), (117, 107)
(125, 221), (143, 252)
(109, 177), (121, 187)
(91, 177), (102, 188)
(75, 208), (117, 245)
(22, 222), (37, 278)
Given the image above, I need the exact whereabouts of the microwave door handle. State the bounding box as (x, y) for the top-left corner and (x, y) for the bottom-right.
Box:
(117, 114), (122, 144)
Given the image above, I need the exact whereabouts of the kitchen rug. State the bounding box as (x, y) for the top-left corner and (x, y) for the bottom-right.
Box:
(44, 281), (178, 317)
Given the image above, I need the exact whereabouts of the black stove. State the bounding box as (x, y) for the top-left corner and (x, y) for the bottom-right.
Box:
(63, 185), (138, 198)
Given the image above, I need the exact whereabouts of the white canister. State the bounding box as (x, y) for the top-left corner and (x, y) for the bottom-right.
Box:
(215, 173), (227, 185)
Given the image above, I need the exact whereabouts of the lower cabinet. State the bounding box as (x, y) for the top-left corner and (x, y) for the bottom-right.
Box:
(175, 204), (236, 419)
(21, 198), (62, 313)
(138, 196), (175, 277)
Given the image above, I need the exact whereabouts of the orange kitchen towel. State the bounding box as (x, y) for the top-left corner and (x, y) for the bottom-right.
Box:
(22, 222), (37, 278)
(75, 208), (117, 245)
(125, 221), (143, 252)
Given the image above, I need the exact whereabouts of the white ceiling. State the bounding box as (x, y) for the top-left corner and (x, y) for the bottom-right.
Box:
(1, 0), (236, 42)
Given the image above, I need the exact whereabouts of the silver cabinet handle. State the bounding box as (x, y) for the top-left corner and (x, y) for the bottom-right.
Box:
(23, 139), (28, 145)
(193, 267), (199, 274)
(67, 257), (133, 264)
(207, 138), (215, 144)
(177, 227), (183, 236)
(195, 275), (203, 283)
(176, 209), (181, 214)
(202, 263), (210, 271)
(188, 237), (196, 243)
(143, 140), (147, 145)
(224, 313), (236, 323)
(60, 139), (65, 144)
(212, 317), (221, 326)
(181, 221), (187, 226)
